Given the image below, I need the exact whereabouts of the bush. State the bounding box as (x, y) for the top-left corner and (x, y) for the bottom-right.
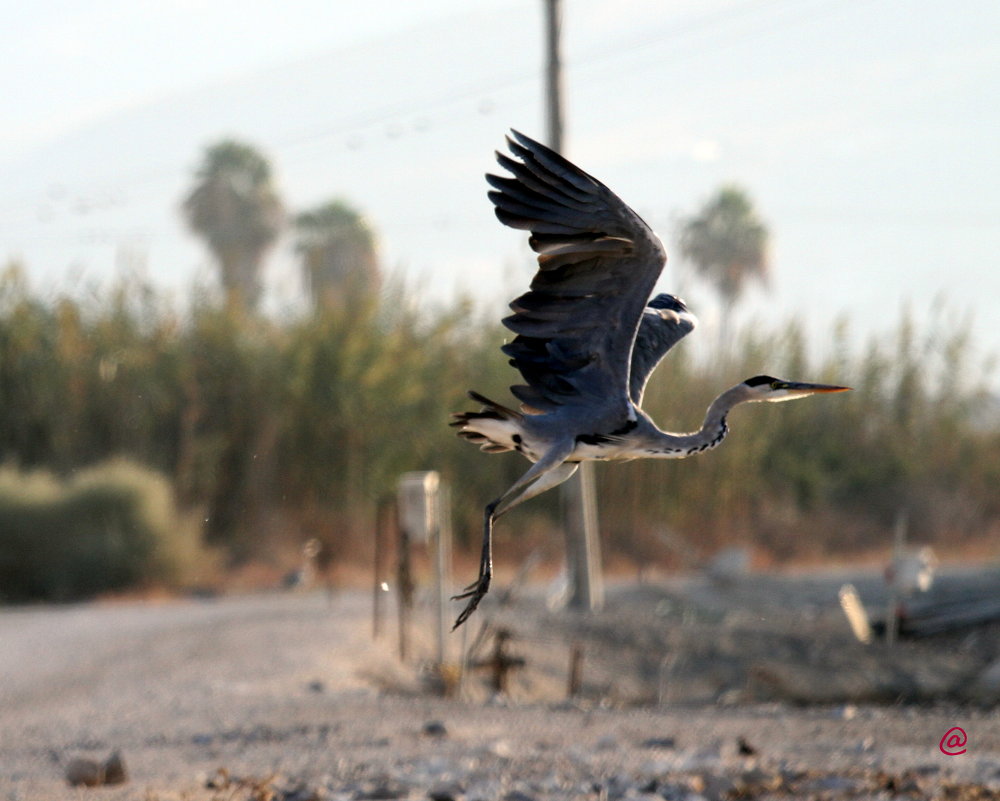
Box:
(0, 459), (208, 601)
(0, 265), (997, 570)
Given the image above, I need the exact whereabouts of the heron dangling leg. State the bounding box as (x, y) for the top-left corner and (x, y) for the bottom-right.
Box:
(452, 452), (578, 630)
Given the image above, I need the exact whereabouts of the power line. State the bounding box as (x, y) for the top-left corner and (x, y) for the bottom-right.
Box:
(0, 0), (980, 253)
(0, 0), (846, 218)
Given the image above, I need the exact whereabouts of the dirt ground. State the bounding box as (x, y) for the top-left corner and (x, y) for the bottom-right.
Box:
(3, 566), (1000, 800)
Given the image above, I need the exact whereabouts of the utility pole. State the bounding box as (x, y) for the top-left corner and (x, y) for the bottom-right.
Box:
(543, 0), (604, 613)
(543, 0), (564, 152)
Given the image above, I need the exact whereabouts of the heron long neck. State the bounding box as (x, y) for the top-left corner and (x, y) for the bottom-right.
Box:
(649, 385), (745, 457)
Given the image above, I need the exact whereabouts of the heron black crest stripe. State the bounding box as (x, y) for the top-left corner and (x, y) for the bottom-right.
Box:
(744, 375), (779, 387)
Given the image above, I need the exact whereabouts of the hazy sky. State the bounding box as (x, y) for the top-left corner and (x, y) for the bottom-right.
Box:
(1, 0), (998, 381)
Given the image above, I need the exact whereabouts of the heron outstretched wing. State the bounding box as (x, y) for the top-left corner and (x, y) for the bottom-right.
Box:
(488, 130), (667, 430)
(629, 294), (697, 407)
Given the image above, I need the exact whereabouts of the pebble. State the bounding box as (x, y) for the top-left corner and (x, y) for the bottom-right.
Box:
(176, 759), (1000, 801)
(798, 774), (860, 793)
(353, 779), (409, 800)
(427, 781), (464, 801)
(641, 736), (676, 750)
(64, 750), (128, 788)
(422, 720), (449, 738)
(101, 751), (128, 785)
(488, 739), (513, 758)
(65, 758), (103, 787)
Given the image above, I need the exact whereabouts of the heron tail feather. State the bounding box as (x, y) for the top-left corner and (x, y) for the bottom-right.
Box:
(450, 391), (525, 454)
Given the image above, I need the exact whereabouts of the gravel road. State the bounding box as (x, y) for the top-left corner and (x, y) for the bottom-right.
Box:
(3, 583), (1000, 800)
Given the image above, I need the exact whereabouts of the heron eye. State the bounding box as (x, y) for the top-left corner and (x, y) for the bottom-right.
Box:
(770, 381), (782, 390)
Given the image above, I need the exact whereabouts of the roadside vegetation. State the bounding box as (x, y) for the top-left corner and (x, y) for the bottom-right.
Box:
(1, 138), (996, 600)
(0, 264), (996, 600)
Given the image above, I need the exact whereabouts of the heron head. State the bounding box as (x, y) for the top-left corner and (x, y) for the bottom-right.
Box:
(742, 374), (851, 403)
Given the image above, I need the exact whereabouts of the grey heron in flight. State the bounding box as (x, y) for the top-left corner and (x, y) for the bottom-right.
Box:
(450, 130), (849, 629)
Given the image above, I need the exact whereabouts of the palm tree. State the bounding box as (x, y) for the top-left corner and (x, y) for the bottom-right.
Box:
(293, 199), (381, 310)
(182, 140), (285, 311)
(678, 186), (769, 350)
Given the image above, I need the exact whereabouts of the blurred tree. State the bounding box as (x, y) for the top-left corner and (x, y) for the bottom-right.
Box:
(294, 199), (381, 309)
(2, 263), (997, 571)
(182, 140), (285, 311)
(678, 186), (769, 350)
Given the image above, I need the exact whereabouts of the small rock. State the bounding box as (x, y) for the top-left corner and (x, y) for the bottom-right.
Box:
(206, 768), (231, 789)
(735, 768), (783, 794)
(427, 781), (464, 801)
(798, 774), (861, 794)
(422, 720), (448, 738)
(736, 736), (757, 756)
(716, 688), (744, 706)
(64, 751), (128, 788)
(65, 758), (103, 787)
(640, 737), (676, 750)
(101, 751), (128, 785)
(876, 773), (900, 793)
(307, 680), (326, 693)
(355, 781), (408, 800)
(281, 781), (323, 801)
(488, 739), (512, 758)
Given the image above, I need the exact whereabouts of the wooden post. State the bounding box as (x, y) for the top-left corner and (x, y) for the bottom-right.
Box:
(544, 0), (603, 614)
(485, 629), (525, 693)
(562, 465), (604, 611)
(543, 0), (564, 153)
(886, 510), (908, 648)
(372, 500), (387, 640)
(468, 627), (526, 694)
(395, 471), (440, 661)
(396, 518), (413, 662)
(433, 482), (453, 666)
(567, 643), (584, 697)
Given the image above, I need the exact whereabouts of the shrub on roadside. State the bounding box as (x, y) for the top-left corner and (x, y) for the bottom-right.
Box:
(0, 459), (209, 601)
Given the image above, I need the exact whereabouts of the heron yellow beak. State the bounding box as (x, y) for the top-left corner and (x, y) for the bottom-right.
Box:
(758, 380), (851, 402)
(782, 381), (852, 395)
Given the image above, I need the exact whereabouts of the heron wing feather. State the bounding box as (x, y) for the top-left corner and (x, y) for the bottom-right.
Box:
(488, 130), (667, 428)
(628, 294), (697, 406)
